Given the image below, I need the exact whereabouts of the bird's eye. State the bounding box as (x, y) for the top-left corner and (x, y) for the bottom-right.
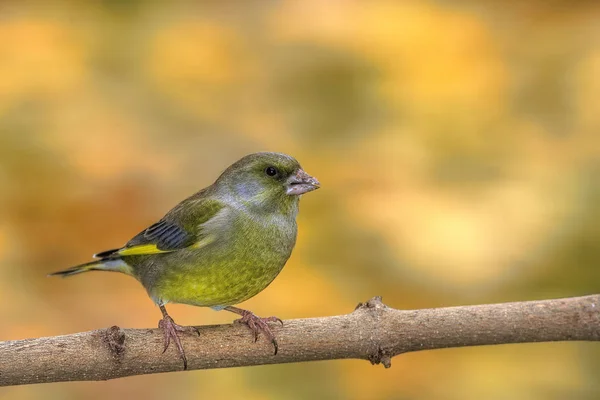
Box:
(265, 166), (278, 177)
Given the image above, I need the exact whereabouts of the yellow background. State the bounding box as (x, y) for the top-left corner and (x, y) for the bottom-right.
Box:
(0, 1), (598, 399)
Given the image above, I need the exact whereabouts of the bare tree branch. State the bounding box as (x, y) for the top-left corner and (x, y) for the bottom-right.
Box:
(1, 295), (598, 386)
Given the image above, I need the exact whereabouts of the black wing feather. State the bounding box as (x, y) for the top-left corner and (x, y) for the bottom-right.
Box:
(91, 197), (224, 259)
(140, 220), (194, 251)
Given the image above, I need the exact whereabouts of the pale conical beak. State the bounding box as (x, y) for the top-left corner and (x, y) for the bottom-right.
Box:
(286, 169), (320, 195)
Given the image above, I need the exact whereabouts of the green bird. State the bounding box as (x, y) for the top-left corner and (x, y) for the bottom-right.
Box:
(50, 152), (320, 369)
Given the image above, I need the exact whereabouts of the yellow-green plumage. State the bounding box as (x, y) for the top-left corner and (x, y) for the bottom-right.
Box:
(51, 152), (319, 367)
(131, 202), (297, 307)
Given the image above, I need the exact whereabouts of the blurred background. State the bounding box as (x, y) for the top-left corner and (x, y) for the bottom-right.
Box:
(0, 0), (599, 399)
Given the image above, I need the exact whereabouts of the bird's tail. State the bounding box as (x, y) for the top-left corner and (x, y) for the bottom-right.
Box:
(48, 258), (129, 277)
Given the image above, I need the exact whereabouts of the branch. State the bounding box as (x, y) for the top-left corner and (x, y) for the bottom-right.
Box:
(1, 295), (598, 386)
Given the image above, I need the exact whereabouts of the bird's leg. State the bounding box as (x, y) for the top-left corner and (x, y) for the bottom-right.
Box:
(158, 304), (200, 370)
(224, 306), (283, 355)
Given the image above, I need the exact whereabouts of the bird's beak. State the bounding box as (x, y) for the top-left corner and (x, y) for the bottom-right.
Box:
(286, 169), (320, 195)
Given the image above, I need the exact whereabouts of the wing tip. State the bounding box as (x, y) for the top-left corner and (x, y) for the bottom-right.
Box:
(93, 248), (120, 258)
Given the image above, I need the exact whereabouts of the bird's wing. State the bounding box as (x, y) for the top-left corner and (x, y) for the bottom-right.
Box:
(94, 197), (225, 258)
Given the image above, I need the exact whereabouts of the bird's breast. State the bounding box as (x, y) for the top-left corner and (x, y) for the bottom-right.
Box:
(147, 210), (298, 307)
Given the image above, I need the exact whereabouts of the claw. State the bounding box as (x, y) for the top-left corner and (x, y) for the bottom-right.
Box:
(159, 320), (171, 353)
(265, 316), (283, 326)
(162, 336), (170, 353)
(158, 314), (199, 370)
(230, 310), (282, 355)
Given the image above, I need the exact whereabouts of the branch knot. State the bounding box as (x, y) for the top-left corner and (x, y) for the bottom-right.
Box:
(355, 296), (387, 311)
(368, 347), (392, 369)
(104, 326), (125, 360)
(355, 296), (393, 368)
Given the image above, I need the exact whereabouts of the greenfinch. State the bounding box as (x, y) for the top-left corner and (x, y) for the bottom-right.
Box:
(51, 152), (320, 369)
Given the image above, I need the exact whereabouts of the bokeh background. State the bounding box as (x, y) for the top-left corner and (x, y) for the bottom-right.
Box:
(1, 1), (599, 399)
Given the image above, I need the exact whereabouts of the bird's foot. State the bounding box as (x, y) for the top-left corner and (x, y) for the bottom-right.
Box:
(158, 315), (200, 370)
(233, 310), (283, 355)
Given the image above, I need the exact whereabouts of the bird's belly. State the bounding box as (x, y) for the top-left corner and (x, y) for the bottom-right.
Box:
(148, 246), (291, 307)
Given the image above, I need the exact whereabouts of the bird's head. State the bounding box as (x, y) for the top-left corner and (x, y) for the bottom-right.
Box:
(214, 152), (320, 214)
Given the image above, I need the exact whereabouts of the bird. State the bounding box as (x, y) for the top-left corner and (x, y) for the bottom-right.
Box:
(50, 152), (320, 369)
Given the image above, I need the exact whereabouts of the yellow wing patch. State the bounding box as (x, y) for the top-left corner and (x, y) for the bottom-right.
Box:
(117, 244), (174, 257)
(117, 237), (214, 257)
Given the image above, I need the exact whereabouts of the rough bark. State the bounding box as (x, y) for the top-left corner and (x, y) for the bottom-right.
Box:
(0, 295), (598, 386)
